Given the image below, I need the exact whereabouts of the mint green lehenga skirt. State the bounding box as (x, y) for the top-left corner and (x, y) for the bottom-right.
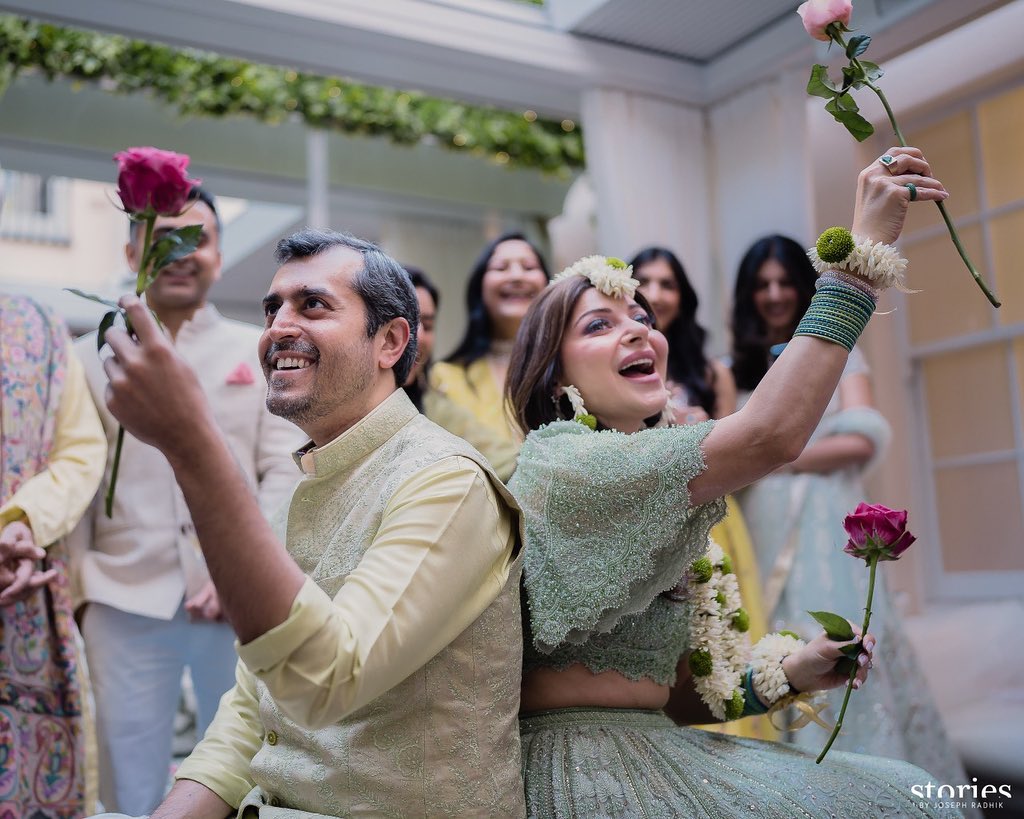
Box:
(520, 708), (963, 819)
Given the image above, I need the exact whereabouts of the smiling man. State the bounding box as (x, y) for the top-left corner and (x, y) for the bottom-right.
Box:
(70, 186), (302, 815)
(100, 230), (525, 818)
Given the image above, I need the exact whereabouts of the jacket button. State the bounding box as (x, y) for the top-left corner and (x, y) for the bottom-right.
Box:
(266, 730), (277, 745)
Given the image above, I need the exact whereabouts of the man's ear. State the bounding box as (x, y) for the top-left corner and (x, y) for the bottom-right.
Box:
(378, 317), (411, 371)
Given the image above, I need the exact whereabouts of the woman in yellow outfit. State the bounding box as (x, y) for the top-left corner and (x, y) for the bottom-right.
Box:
(631, 247), (774, 741)
(429, 232), (550, 449)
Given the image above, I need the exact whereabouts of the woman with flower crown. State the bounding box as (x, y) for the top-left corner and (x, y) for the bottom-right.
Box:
(506, 147), (960, 818)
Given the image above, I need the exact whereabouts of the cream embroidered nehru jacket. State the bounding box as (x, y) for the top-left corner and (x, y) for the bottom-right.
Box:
(176, 389), (525, 817)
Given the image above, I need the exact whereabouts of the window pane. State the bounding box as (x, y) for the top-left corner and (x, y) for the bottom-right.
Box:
(978, 85), (1024, 210)
(903, 112), (979, 236)
(921, 343), (1015, 460)
(905, 225), (990, 345)
(989, 207), (1024, 326)
(934, 461), (1024, 573)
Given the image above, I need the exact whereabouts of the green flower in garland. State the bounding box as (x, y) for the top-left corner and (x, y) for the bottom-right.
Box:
(816, 226), (855, 263)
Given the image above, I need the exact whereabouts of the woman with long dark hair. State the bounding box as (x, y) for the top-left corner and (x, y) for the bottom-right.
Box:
(403, 265), (518, 480)
(429, 232), (549, 446)
(631, 246), (771, 742)
(730, 235), (969, 788)
(630, 247), (734, 422)
(501, 147), (963, 816)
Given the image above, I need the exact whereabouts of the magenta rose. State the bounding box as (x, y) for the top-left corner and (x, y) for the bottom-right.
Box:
(797, 0), (852, 42)
(114, 147), (200, 216)
(842, 502), (916, 562)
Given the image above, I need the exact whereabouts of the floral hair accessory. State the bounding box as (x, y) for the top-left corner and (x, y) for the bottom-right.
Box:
(553, 255), (640, 300)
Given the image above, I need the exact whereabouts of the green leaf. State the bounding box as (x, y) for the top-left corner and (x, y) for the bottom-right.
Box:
(846, 35), (871, 58)
(806, 64), (840, 100)
(834, 656), (858, 677)
(97, 309), (119, 351)
(823, 103), (875, 142)
(859, 60), (884, 82)
(65, 288), (120, 309)
(807, 610), (855, 641)
(145, 223), (203, 282)
(839, 643), (863, 660)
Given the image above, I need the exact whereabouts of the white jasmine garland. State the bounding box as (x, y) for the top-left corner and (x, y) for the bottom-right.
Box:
(807, 234), (911, 292)
(749, 632), (806, 707)
(553, 255), (640, 300)
(686, 541), (749, 721)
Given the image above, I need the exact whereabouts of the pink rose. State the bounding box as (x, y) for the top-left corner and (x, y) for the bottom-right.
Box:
(114, 147), (200, 216)
(842, 502), (916, 562)
(797, 0), (852, 42)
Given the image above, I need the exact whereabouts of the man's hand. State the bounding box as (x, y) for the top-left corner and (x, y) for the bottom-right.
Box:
(185, 580), (224, 622)
(103, 296), (218, 462)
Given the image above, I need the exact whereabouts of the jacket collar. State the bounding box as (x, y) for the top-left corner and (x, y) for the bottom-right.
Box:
(292, 389), (418, 478)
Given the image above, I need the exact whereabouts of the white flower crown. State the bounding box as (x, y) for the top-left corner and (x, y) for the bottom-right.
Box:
(552, 255), (640, 300)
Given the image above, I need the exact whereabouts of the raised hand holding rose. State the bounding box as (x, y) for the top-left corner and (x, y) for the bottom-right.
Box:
(68, 147), (203, 515)
(797, 1), (1000, 307)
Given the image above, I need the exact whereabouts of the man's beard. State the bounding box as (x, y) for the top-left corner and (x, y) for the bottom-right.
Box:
(263, 340), (373, 428)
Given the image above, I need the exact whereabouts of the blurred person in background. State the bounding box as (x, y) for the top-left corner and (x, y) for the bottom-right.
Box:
(69, 185), (301, 814)
(0, 292), (107, 817)
(731, 233), (970, 791)
(632, 245), (772, 742)
(403, 264), (518, 480)
(430, 232), (549, 448)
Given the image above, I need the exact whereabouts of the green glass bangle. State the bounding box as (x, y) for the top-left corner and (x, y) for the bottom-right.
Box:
(793, 283), (875, 352)
(741, 668), (770, 717)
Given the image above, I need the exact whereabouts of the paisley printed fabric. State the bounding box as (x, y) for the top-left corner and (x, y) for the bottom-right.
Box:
(0, 295), (84, 818)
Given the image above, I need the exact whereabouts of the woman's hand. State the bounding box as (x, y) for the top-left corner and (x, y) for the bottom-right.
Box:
(781, 628), (875, 693)
(852, 147), (947, 245)
(0, 521), (57, 605)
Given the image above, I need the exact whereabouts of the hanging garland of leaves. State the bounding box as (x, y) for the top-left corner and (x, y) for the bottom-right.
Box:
(0, 15), (583, 175)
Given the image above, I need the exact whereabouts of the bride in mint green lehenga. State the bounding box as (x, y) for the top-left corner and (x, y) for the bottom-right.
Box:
(504, 149), (962, 818)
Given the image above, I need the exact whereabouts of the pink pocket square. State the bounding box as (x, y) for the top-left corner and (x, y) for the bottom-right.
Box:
(225, 362), (256, 385)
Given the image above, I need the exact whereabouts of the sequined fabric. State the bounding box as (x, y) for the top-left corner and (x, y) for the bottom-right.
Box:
(510, 420), (725, 665)
(520, 708), (963, 819)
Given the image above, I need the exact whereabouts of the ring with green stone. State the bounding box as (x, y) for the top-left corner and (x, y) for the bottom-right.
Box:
(879, 154), (896, 169)
(905, 182), (918, 202)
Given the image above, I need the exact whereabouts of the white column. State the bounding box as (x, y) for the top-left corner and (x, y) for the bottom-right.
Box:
(580, 87), (717, 346)
(708, 70), (815, 296)
(305, 128), (330, 230)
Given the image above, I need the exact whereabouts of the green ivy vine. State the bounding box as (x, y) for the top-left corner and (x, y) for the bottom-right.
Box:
(0, 15), (583, 175)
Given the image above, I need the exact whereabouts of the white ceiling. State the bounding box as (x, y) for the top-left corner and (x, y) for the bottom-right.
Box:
(567, 0), (800, 62)
(1, 0), (1013, 117)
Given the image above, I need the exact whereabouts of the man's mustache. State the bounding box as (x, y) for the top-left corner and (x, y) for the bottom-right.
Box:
(263, 340), (320, 366)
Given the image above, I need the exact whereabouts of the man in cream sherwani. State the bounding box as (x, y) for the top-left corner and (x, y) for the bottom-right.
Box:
(97, 230), (525, 817)
(70, 187), (301, 815)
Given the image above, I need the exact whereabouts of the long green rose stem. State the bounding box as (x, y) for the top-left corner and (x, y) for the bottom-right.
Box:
(104, 212), (155, 517)
(817, 553), (878, 764)
(831, 29), (1001, 308)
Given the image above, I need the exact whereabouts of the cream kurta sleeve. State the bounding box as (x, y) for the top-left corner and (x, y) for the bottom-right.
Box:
(0, 344), (106, 546)
(174, 658), (263, 807)
(237, 455), (516, 730)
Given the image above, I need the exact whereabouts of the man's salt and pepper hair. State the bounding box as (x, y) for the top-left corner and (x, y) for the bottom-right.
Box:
(274, 229), (419, 385)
